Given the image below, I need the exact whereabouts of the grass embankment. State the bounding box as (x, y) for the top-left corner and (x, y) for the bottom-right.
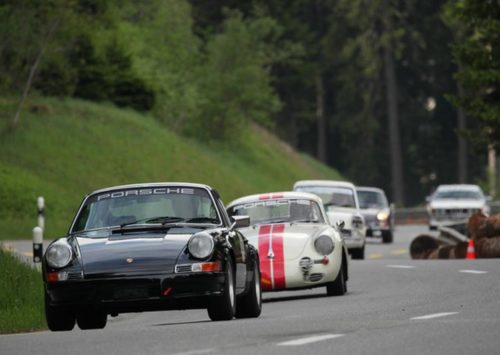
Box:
(0, 96), (342, 240)
(0, 248), (45, 333)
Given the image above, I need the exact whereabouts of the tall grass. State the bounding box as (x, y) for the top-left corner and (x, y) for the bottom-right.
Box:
(0, 248), (46, 333)
(0, 96), (342, 240)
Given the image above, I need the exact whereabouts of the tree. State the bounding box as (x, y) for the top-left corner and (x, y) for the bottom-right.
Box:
(446, 0), (500, 149)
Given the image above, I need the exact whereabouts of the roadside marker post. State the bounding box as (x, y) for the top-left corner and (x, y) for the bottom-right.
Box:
(37, 196), (45, 230)
(33, 196), (45, 269)
(33, 226), (43, 269)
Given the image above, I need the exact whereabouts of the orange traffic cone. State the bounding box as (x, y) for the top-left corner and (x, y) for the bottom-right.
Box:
(465, 239), (476, 260)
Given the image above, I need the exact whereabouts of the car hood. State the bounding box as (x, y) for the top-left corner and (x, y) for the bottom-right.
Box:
(75, 230), (194, 277)
(359, 208), (382, 217)
(326, 210), (355, 229)
(238, 223), (327, 261)
(429, 199), (485, 209)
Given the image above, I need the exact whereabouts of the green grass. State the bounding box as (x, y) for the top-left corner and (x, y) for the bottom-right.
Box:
(0, 248), (46, 333)
(0, 96), (342, 240)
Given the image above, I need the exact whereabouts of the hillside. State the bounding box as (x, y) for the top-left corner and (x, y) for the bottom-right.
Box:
(0, 96), (342, 239)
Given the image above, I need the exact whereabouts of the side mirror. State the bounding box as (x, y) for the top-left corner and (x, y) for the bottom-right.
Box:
(335, 220), (345, 230)
(485, 195), (493, 202)
(231, 215), (250, 230)
(425, 196), (431, 203)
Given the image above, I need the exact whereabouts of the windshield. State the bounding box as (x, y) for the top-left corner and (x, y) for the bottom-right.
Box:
(72, 187), (220, 233)
(295, 186), (356, 209)
(228, 198), (325, 225)
(357, 190), (388, 209)
(433, 189), (483, 200)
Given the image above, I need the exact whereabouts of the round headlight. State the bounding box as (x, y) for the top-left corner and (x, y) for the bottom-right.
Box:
(377, 210), (390, 221)
(314, 235), (334, 255)
(188, 232), (214, 259)
(46, 241), (73, 269)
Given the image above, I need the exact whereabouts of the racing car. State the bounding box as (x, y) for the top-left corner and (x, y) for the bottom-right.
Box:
(227, 192), (348, 296)
(43, 183), (261, 331)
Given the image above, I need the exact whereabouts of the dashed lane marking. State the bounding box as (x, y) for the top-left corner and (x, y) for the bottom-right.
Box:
(171, 349), (216, 355)
(368, 253), (384, 260)
(410, 312), (459, 320)
(277, 334), (345, 346)
(386, 265), (415, 269)
(459, 269), (488, 274)
(390, 248), (408, 256)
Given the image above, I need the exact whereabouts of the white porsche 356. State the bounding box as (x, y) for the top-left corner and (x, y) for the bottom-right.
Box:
(227, 192), (348, 296)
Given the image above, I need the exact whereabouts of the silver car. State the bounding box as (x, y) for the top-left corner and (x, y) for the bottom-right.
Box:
(426, 184), (490, 230)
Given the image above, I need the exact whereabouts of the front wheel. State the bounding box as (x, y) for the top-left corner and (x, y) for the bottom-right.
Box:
(351, 245), (365, 260)
(207, 257), (236, 321)
(235, 257), (262, 318)
(45, 293), (75, 331)
(326, 261), (347, 296)
(76, 308), (107, 330)
(382, 231), (393, 244)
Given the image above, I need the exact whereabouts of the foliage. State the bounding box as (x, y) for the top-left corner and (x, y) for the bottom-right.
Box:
(0, 249), (46, 333)
(193, 10), (282, 141)
(445, 0), (500, 149)
(0, 96), (342, 239)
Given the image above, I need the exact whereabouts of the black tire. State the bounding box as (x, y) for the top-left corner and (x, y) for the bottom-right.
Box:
(207, 257), (236, 321)
(45, 293), (75, 331)
(235, 257), (262, 319)
(326, 260), (347, 296)
(382, 231), (393, 244)
(76, 309), (107, 330)
(351, 245), (365, 260)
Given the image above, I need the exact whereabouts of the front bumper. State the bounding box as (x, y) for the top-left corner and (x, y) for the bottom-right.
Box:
(45, 272), (225, 312)
(341, 229), (365, 249)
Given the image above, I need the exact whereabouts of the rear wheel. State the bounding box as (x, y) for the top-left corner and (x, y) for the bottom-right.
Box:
(45, 293), (75, 331)
(76, 308), (107, 330)
(207, 257), (236, 321)
(235, 258), (262, 318)
(326, 260), (347, 296)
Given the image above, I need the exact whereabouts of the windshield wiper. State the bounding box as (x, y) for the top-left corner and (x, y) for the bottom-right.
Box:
(185, 217), (220, 224)
(120, 216), (185, 228)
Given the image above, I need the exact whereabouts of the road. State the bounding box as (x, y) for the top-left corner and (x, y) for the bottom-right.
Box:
(1, 225), (499, 355)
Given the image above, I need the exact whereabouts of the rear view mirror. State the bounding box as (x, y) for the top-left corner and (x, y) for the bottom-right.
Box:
(231, 215), (250, 230)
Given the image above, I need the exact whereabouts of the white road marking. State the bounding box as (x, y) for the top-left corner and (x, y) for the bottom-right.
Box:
(277, 334), (344, 346)
(459, 269), (488, 274)
(410, 312), (459, 320)
(386, 265), (415, 269)
(171, 349), (216, 355)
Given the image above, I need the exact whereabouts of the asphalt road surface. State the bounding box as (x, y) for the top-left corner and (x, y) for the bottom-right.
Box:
(1, 225), (499, 355)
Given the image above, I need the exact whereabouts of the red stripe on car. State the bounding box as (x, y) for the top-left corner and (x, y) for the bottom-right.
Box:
(271, 224), (286, 289)
(271, 193), (284, 199)
(258, 225), (272, 290)
(259, 194), (270, 200)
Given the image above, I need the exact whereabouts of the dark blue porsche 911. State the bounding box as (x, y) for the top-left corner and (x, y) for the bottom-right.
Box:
(43, 183), (261, 331)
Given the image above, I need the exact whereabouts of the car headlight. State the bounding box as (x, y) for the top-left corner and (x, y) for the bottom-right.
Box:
(314, 235), (335, 255)
(46, 241), (73, 269)
(188, 231), (214, 259)
(377, 210), (390, 221)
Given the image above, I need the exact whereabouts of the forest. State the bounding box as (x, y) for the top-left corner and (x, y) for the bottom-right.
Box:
(1, 0), (499, 207)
